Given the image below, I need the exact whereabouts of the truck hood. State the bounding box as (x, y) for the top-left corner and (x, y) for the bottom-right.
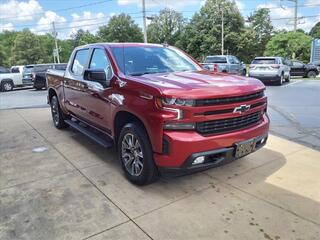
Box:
(129, 70), (265, 99)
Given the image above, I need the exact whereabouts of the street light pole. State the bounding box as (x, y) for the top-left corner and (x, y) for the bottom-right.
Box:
(52, 21), (60, 63)
(221, 7), (224, 55)
(142, 0), (147, 43)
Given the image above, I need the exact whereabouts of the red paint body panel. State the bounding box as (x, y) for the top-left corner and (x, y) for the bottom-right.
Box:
(47, 43), (269, 169)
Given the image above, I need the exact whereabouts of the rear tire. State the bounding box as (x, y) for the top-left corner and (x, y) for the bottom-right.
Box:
(50, 95), (69, 129)
(277, 73), (284, 86)
(242, 69), (247, 76)
(118, 123), (159, 185)
(307, 71), (317, 78)
(285, 73), (291, 82)
(1, 81), (13, 91)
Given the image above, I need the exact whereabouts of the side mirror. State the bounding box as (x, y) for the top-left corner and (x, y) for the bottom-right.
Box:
(84, 69), (110, 88)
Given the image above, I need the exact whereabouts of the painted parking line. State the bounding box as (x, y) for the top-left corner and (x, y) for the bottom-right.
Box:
(281, 80), (302, 87)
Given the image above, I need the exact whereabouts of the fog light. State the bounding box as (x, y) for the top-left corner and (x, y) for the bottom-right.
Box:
(192, 156), (205, 165)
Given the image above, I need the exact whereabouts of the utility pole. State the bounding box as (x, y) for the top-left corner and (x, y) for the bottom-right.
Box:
(293, 0), (298, 31)
(221, 7), (224, 55)
(52, 21), (60, 63)
(285, 0), (298, 31)
(142, 0), (147, 43)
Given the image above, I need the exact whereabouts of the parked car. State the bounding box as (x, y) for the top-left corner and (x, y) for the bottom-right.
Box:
(0, 65), (24, 91)
(22, 65), (35, 86)
(201, 55), (247, 76)
(249, 57), (291, 85)
(289, 60), (319, 78)
(0, 66), (9, 74)
(32, 63), (67, 90)
(47, 43), (269, 185)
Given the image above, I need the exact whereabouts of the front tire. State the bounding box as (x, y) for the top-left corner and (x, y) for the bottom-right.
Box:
(50, 95), (69, 129)
(118, 123), (159, 185)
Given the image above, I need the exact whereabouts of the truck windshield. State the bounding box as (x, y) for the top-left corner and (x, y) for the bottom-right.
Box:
(204, 56), (227, 63)
(110, 46), (200, 76)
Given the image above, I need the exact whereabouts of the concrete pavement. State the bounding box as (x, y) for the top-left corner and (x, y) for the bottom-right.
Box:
(0, 108), (319, 240)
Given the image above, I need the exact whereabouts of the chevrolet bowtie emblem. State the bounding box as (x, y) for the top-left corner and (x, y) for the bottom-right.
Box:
(233, 104), (251, 114)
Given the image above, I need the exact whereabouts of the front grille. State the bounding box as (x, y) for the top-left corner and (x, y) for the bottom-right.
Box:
(196, 112), (261, 135)
(196, 91), (264, 106)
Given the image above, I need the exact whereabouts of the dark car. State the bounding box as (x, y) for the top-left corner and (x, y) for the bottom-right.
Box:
(32, 63), (67, 90)
(289, 60), (319, 78)
(22, 65), (35, 86)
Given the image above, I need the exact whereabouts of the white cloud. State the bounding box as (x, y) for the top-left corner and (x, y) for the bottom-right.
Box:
(305, 0), (319, 5)
(0, 0), (43, 22)
(69, 11), (107, 37)
(256, 3), (316, 32)
(0, 23), (14, 32)
(117, 0), (201, 9)
(235, 0), (244, 11)
(31, 11), (67, 36)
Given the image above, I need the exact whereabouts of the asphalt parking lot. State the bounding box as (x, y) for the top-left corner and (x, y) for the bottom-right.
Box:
(0, 80), (320, 239)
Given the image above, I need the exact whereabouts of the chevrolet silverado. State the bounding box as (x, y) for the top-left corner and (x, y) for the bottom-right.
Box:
(46, 43), (269, 185)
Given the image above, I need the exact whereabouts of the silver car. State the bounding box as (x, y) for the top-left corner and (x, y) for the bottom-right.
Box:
(201, 55), (247, 76)
(249, 57), (291, 85)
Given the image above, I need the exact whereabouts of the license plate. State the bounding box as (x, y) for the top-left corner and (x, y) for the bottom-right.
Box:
(235, 139), (256, 158)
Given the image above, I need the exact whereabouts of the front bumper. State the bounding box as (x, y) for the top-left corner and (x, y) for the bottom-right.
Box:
(154, 114), (269, 173)
(159, 134), (268, 176)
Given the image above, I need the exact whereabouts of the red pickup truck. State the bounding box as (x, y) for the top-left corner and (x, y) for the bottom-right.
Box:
(46, 43), (269, 185)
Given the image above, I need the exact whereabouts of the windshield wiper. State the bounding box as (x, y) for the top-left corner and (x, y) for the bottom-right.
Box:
(128, 71), (171, 76)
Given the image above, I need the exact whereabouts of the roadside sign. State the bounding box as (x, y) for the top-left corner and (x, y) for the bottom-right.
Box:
(310, 39), (320, 62)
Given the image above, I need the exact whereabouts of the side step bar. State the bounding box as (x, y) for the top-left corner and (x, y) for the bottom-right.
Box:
(65, 120), (113, 148)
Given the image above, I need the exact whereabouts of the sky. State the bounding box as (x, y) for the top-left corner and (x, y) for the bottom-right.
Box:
(0, 0), (319, 39)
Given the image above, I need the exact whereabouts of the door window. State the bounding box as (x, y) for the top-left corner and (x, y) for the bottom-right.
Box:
(72, 49), (89, 75)
(11, 67), (20, 73)
(89, 48), (112, 80)
(292, 61), (304, 67)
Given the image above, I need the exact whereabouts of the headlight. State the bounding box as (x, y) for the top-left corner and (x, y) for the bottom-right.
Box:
(164, 122), (195, 130)
(161, 98), (194, 107)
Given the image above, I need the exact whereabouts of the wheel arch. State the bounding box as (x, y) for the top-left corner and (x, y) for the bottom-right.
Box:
(114, 111), (149, 148)
(48, 88), (57, 103)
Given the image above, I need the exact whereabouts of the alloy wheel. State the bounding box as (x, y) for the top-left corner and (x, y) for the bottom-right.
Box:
(121, 133), (144, 176)
(3, 82), (13, 91)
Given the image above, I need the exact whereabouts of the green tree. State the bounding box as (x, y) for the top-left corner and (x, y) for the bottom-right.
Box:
(0, 30), (18, 66)
(97, 14), (143, 42)
(177, 0), (244, 61)
(10, 29), (46, 65)
(264, 31), (312, 62)
(147, 8), (185, 45)
(71, 29), (98, 48)
(248, 8), (273, 56)
(0, 44), (5, 66)
(310, 22), (320, 39)
(58, 39), (74, 63)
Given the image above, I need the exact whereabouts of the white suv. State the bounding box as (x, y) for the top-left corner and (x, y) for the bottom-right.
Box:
(249, 57), (291, 86)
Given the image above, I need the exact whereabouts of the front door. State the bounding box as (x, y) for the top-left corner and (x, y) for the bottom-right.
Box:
(82, 47), (114, 132)
(291, 61), (305, 76)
